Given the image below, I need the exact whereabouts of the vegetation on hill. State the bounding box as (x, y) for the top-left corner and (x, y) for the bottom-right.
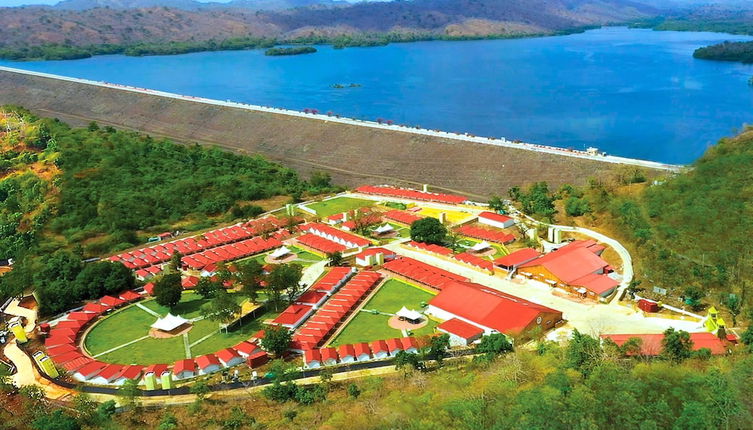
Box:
(0, 106), (337, 307)
(693, 41), (753, 63)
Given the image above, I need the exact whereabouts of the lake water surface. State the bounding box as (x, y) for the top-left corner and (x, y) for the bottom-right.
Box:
(3, 27), (753, 164)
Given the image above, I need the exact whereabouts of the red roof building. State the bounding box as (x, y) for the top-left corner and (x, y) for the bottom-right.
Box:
(438, 318), (485, 346)
(119, 290), (142, 302)
(297, 233), (347, 254)
(353, 342), (372, 360)
(100, 296), (126, 308)
(601, 332), (729, 356)
(383, 209), (423, 226)
(196, 354), (221, 373)
(406, 241), (453, 256)
(117, 365), (144, 382)
(454, 253), (495, 273)
(385, 338), (404, 354)
(81, 303), (110, 315)
(494, 248), (541, 270)
(370, 340), (390, 358)
(383, 257), (467, 291)
(427, 281), (562, 337)
(301, 223), (372, 248)
(456, 225), (515, 245)
(173, 359), (196, 377)
(76, 361), (107, 380)
(233, 341), (258, 357)
(518, 240), (618, 298)
(144, 364), (169, 376)
(216, 348), (244, 367)
(355, 185), (468, 205)
(478, 211), (515, 229)
(320, 347), (339, 365)
(272, 304), (314, 328)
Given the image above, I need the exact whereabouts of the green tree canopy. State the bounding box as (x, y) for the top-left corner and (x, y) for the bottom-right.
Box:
(153, 273), (182, 309)
(410, 217), (447, 245)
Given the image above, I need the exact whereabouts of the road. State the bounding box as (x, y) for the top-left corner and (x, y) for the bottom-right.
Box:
(0, 66), (681, 173)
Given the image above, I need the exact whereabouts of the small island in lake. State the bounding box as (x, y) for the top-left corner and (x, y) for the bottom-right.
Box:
(264, 46), (317, 56)
(331, 83), (363, 89)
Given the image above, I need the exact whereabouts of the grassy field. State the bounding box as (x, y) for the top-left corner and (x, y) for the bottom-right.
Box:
(306, 197), (373, 217)
(329, 279), (438, 346)
(83, 293), (276, 365)
(458, 237), (509, 257)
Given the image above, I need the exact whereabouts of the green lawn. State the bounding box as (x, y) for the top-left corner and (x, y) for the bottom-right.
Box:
(329, 279), (438, 346)
(83, 293), (277, 366)
(289, 246), (324, 262)
(306, 197), (373, 217)
(83, 304), (155, 356)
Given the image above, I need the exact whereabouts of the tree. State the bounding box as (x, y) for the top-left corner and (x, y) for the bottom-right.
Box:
(95, 400), (117, 423)
(118, 377), (141, 408)
(565, 329), (602, 376)
(347, 383), (361, 399)
(201, 289), (241, 331)
(425, 333), (451, 366)
(31, 410), (80, 430)
(72, 393), (97, 424)
(73, 261), (135, 301)
(722, 293), (742, 326)
(221, 406), (256, 430)
(158, 413), (178, 430)
(190, 380), (211, 402)
(565, 196), (591, 217)
(661, 328), (693, 362)
(326, 251), (343, 267)
(474, 333), (514, 361)
(153, 273), (182, 309)
(393, 351), (425, 371)
(683, 286), (705, 311)
(168, 251), (182, 273)
(309, 171), (332, 189)
(195, 277), (221, 299)
(261, 325), (292, 357)
(410, 217), (447, 245)
(267, 263), (303, 309)
(488, 195), (505, 213)
(236, 259), (264, 303)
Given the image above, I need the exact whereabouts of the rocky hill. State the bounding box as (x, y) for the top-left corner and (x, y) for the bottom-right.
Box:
(0, 0), (656, 49)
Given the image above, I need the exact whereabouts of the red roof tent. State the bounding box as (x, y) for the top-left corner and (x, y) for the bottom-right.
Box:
(216, 348), (241, 364)
(76, 361), (107, 379)
(45, 335), (75, 348)
(401, 336), (421, 350)
(429, 281), (562, 336)
(320, 347), (339, 362)
(196, 354), (221, 370)
(297, 233), (347, 254)
(173, 359), (197, 374)
(272, 304), (313, 326)
(370, 339), (389, 354)
(119, 290), (142, 302)
(144, 363), (169, 376)
(383, 256), (467, 291)
(438, 318), (484, 340)
(385, 338), (403, 353)
(310, 267), (353, 293)
(118, 365), (144, 381)
(234, 341), (258, 356)
(456, 225), (515, 245)
(407, 241), (453, 256)
(51, 351), (84, 364)
(81, 303), (109, 315)
(383, 209), (423, 226)
(302, 223), (372, 248)
(96, 364), (125, 382)
(355, 185), (467, 205)
(304, 349), (322, 364)
(494, 248), (541, 268)
(54, 319), (84, 330)
(454, 253), (495, 272)
(479, 211), (513, 224)
(100, 295), (126, 308)
(46, 344), (77, 357)
(353, 342), (371, 358)
(62, 356), (93, 372)
(601, 332), (728, 356)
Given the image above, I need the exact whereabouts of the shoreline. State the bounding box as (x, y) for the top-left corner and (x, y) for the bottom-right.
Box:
(0, 65), (681, 172)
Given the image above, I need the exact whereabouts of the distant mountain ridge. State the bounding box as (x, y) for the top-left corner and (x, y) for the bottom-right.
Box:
(53, 0), (349, 11)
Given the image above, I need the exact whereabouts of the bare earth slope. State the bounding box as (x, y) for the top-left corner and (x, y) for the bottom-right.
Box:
(0, 69), (640, 199)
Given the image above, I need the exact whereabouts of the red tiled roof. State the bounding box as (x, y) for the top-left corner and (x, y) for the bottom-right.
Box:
(272, 304), (313, 326)
(494, 248), (541, 268)
(97, 364), (125, 381)
(196, 354), (220, 370)
(383, 209), (423, 225)
(81, 303), (109, 315)
(438, 318), (484, 340)
(356, 185), (467, 205)
(119, 290), (142, 302)
(385, 338), (403, 352)
(383, 256), (467, 291)
(337, 344), (355, 358)
(353, 342), (371, 357)
(479, 211), (513, 224)
(310, 267), (353, 292)
(61, 356), (92, 372)
(519, 241), (610, 284)
(144, 364), (169, 375)
(370, 339), (389, 353)
(601, 332), (728, 356)
(234, 341), (258, 356)
(429, 281), (562, 335)
(216, 348), (241, 364)
(76, 361), (107, 378)
(401, 336), (421, 350)
(456, 225), (515, 244)
(100, 295), (126, 308)
(51, 351), (83, 364)
(407, 241), (453, 256)
(297, 233), (347, 254)
(301, 223), (371, 248)
(355, 247), (395, 260)
(571, 273), (619, 296)
(304, 349), (322, 363)
(118, 365), (144, 380)
(173, 359), (196, 374)
(295, 290), (328, 305)
(454, 253), (495, 271)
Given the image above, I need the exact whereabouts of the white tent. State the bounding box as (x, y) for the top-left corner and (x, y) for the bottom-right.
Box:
(396, 307), (423, 322)
(374, 224), (394, 234)
(270, 246), (292, 259)
(151, 314), (189, 332)
(470, 241), (491, 252)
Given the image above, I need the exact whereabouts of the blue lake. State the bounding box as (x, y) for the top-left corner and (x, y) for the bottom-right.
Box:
(3, 26), (753, 164)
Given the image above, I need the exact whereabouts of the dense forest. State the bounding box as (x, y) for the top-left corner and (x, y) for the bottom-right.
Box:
(0, 106), (337, 310)
(264, 46), (317, 56)
(3, 328), (753, 429)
